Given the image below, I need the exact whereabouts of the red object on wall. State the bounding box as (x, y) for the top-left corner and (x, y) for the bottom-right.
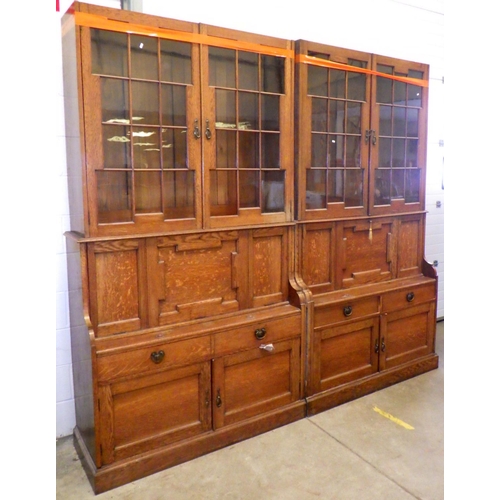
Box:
(56, 0), (60, 11)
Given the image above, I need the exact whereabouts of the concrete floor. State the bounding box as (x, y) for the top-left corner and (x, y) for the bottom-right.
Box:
(57, 321), (444, 500)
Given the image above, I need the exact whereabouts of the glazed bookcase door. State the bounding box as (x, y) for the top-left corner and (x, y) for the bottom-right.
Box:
(79, 18), (202, 237)
(369, 55), (428, 215)
(200, 24), (294, 228)
(295, 41), (371, 220)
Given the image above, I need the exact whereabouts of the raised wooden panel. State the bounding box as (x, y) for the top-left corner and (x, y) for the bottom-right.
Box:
(380, 302), (435, 370)
(88, 240), (146, 337)
(337, 218), (395, 288)
(301, 223), (335, 293)
(155, 232), (241, 325)
(99, 361), (211, 465)
(381, 281), (435, 313)
(212, 338), (301, 429)
(397, 216), (423, 277)
(250, 227), (288, 307)
(97, 335), (212, 381)
(318, 318), (379, 392)
(214, 313), (301, 356)
(314, 296), (379, 328)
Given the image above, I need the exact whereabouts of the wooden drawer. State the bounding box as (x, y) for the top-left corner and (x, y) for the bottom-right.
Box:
(314, 296), (379, 329)
(381, 282), (435, 313)
(214, 314), (301, 356)
(97, 336), (212, 381)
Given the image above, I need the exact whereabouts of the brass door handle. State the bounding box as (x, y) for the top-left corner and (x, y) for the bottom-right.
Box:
(215, 389), (222, 408)
(193, 119), (201, 139)
(205, 119), (212, 139)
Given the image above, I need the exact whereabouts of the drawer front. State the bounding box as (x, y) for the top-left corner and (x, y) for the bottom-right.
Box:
(381, 282), (435, 313)
(314, 296), (379, 328)
(97, 336), (212, 381)
(214, 314), (301, 356)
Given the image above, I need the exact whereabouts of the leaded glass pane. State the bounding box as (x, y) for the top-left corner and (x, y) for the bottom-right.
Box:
(240, 170), (259, 207)
(262, 170), (285, 212)
(261, 55), (284, 94)
(239, 52), (259, 91)
(308, 65), (328, 96)
(131, 35), (158, 80)
(306, 169), (326, 209)
(209, 47), (236, 88)
(345, 169), (363, 207)
(160, 39), (191, 84)
(91, 29), (128, 77)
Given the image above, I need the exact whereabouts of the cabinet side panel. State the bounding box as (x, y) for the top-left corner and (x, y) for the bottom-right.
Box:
(62, 12), (85, 234)
(66, 238), (95, 461)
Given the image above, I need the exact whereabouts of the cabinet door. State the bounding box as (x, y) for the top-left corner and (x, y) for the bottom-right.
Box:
(310, 316), (379, 395)
(98, 361), (211, 465)
(369, 55), (428, 215)
(380, 301), (435, 370)
(79, 14), (202, 237)
(200, 24), (294, 227)
(212, 338), (301, 429)
(295, 41), (371, 220)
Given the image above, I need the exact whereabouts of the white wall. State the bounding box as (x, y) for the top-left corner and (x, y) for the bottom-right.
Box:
(55, 0), (444, 438)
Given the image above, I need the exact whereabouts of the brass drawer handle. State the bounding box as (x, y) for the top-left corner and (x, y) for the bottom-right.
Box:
(406, 292), (415, 302)
(259, 343), (274, 352)
(150, 350), (165, 364)
(255, 328), (267, 340)
(343, 305), (353, 317)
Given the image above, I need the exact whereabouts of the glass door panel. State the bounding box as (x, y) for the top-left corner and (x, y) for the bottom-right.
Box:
(208, 46), (286, 218)
(89, 28), (198, 231)
(306, 57), (367, 213)
(372, 61), (426, 211)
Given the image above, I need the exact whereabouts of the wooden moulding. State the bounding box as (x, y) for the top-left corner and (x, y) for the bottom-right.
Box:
(305, 353), (439, 416)
(76, 401), (306, 494)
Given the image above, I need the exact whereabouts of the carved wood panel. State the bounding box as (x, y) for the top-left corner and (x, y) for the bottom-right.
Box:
(337, 219), (395, 288)
(154, 232), (241, 325)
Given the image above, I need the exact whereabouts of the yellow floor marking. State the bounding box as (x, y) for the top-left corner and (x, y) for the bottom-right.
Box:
(373, 406), (414, 430)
